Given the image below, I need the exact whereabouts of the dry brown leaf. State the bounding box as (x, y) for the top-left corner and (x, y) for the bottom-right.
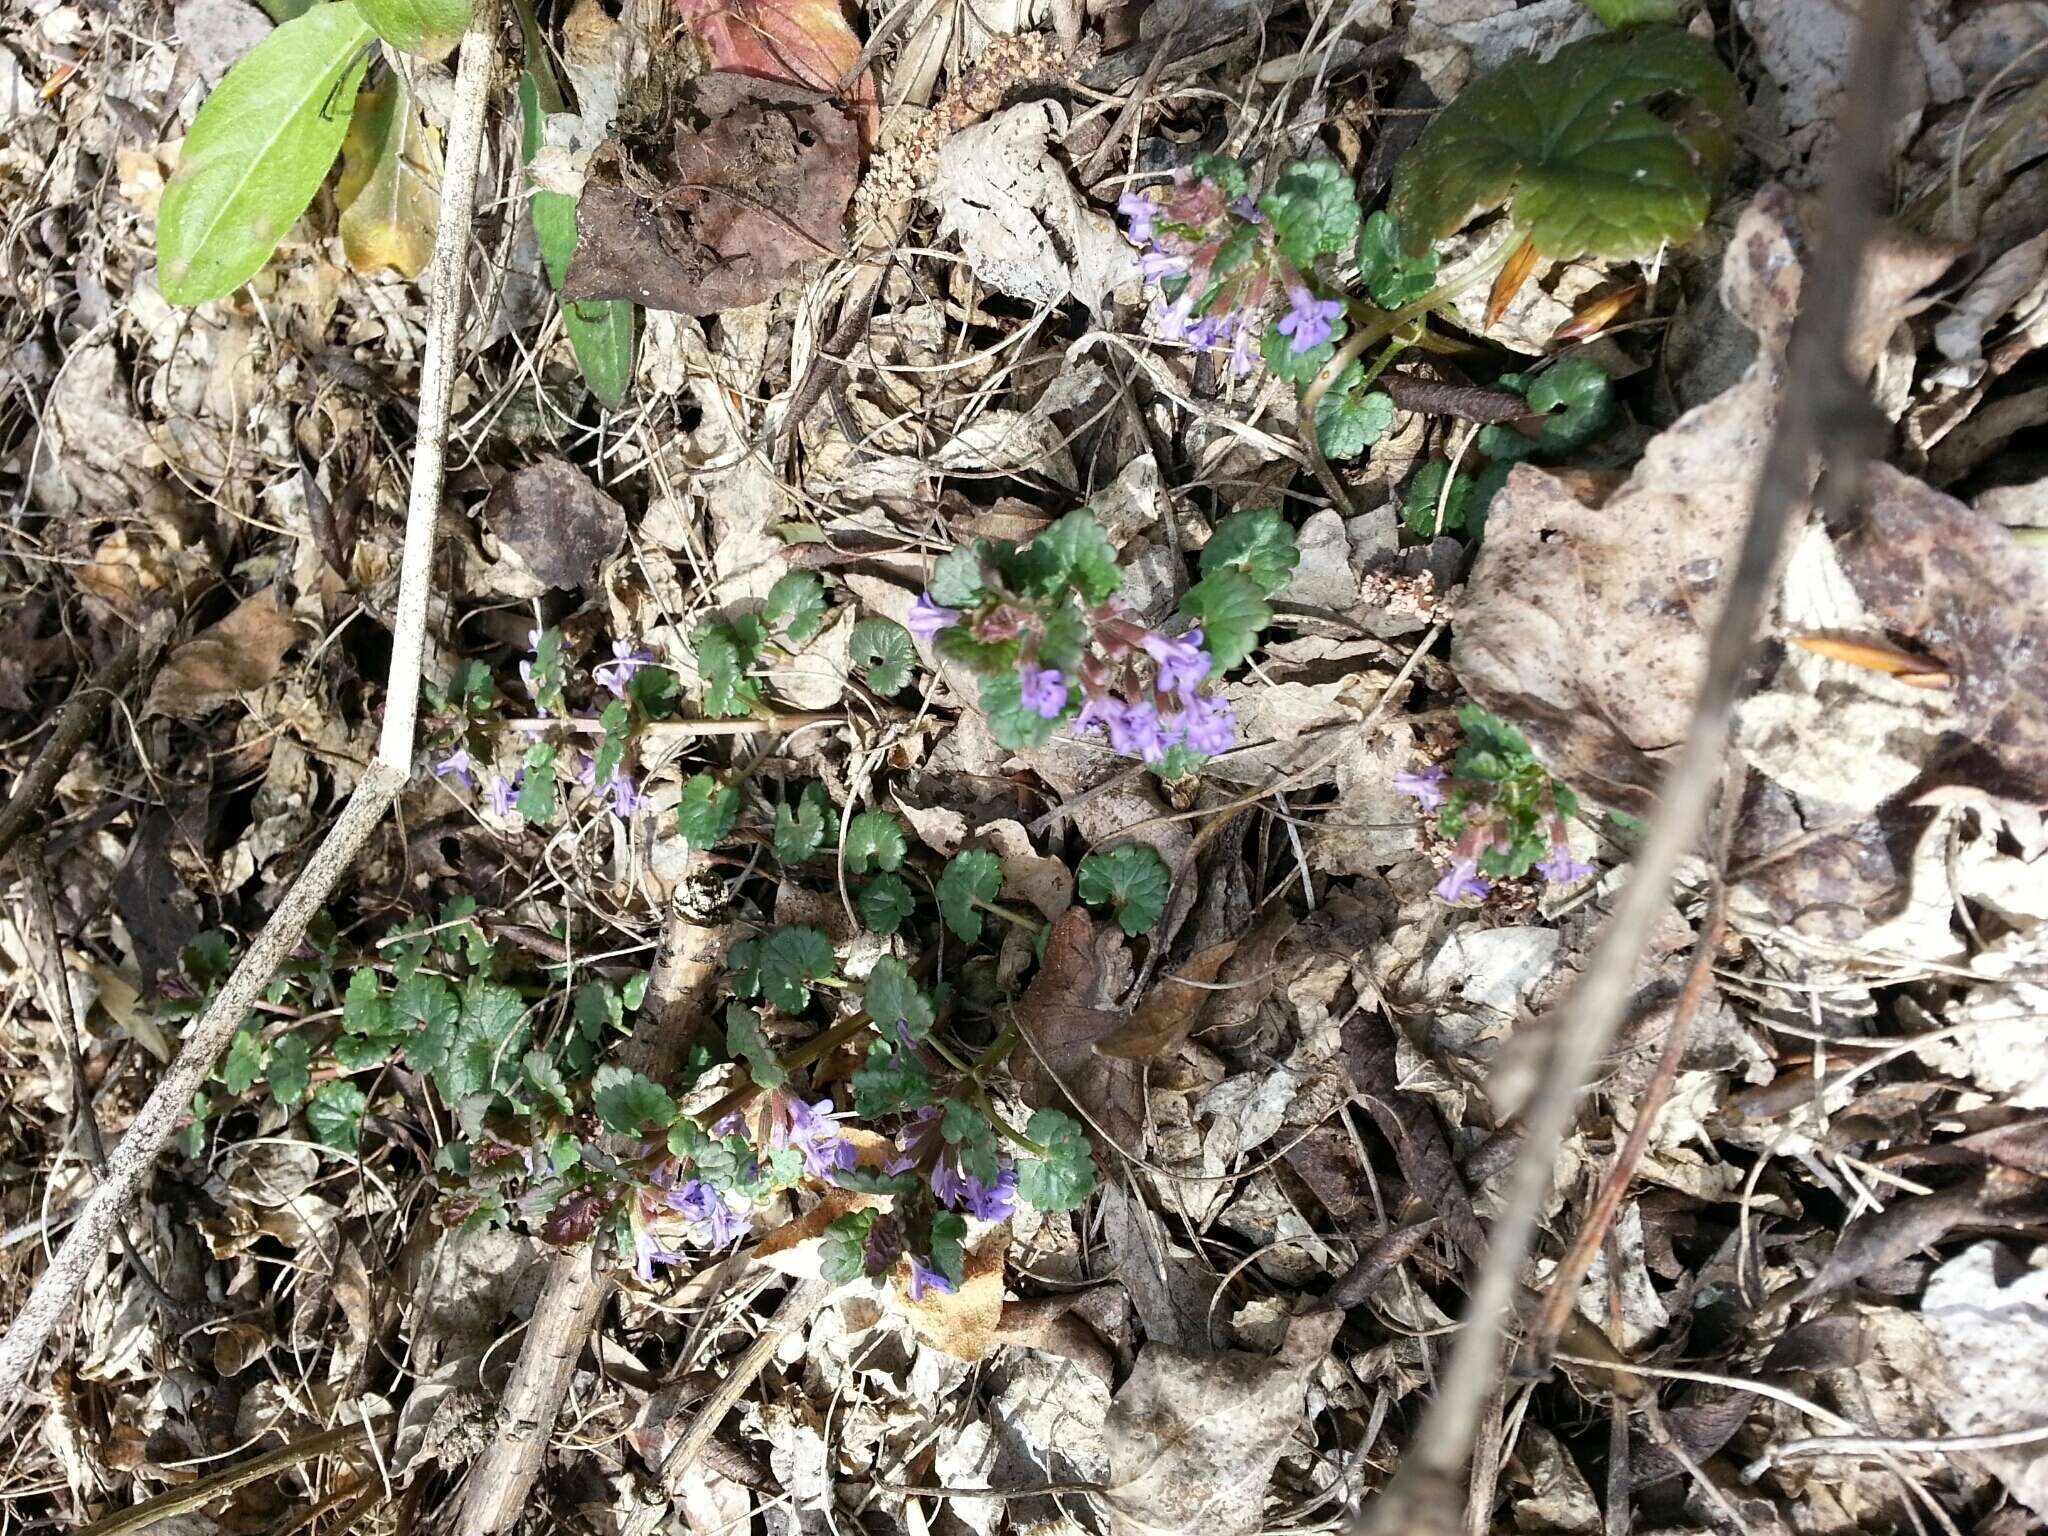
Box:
(900, 1226), (1009, 1362)
(982, 818), (1073, 921)
(1103, 1309), (1342, 1536)
(145, 590), (300, 718)
(1016, 909), (1144, 1153)
(482, 457), (626, 594)
(567, 75), (856, 317)
(1095, 938), (1236, 1062)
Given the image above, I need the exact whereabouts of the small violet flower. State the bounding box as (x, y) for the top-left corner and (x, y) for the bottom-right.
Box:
(1152, 292), (1196, 345)
(1434, 858), (1492, 906)
(1073, 694), (1123, 737)
(1228, 322), (1257, 378)
(633, 1225), (688, 1283)
(593, 639), (654, 699)
(1393, 763), (1449, 811)
(1104, 699), (1170, 765)
(929, 1157), (970, 1209)
(1536, 846), (1597, 886)
(670, 1179), (751, 1247)
(776, 1097), (857, 1181)
(482, 773), (520, 818)
(1277, 286), (1344, 354)
(606, 771), (645, 819)
(1142, 628), (1210, 697)
(907, 1256), (955, 1301)
(908, 594), (961, 645)
(884, 1106), (945, 1176)
(1139, 246), (1190, 282)
(1176, 694), (1236, 757)
(1018, 665), (1068, 719)
(434, 745), (477, 790)
(962, 1165), (1018, 1223)
(1117, 189), (1156, 246)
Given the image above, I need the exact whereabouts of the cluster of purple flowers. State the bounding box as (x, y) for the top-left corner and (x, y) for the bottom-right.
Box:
(913, 594), (1238, 767)
(886, 1106), (1020, 1223)
(1116, 172), (1347, 377)
(1395, 762), (1597, 905)
(634, 1172), (754, 1281)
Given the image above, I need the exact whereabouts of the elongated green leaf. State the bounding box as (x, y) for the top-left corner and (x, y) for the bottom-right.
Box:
(517, 72), (635, 408)
(158, 2), (375, 305)
(355, 0), (470, 57)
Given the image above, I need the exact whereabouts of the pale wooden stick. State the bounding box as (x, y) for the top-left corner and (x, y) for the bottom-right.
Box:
(0, 0), (503, 1395)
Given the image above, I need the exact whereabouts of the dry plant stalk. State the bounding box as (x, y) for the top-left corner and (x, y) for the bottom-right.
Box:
(0, 0), (504, 1395)
(1353, 0), (1911, 1524)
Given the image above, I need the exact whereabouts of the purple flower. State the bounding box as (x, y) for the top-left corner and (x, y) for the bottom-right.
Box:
(930, 1157), (970, 1209)
(1117, 189), (1156, 245)
(776, 1097), (857, 1181)
(434, 745), (477, 790)
(1228, 323), (1257, 377)
(1185, 311), (1236, 351)
(669, 1180), (751, 1247)
(1142, 628), (1211, 696)
(606, 771), (645, 818)
(1394, 763), (1449, 810)
(483, 773), (519, 817)
(1277, 286), (1343, 354)
(1018, 665), (1068, 719)
(908, 594), (961, 644)
(1151, 292), (1196, 344)
(884, 1106), (944, 1176)
(1434, 858), (1492, 905)
(1175, 694), (1236, 756)
(907, 1256), (955, 1301)
(708, 1111), (747, 1139)
(1104, 698), (1170, 764)
(1139, 246), (1190, 282)
(593, 639), (654, 698)
(1229, 195), (1262, 222)
(962, 1165), (1018, 1222)
(1073, 694), (1122, 737)
(1537, 846), (1597, 885)
(633, 1225), (688, 1282)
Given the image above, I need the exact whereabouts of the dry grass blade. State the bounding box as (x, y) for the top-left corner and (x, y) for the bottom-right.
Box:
(1352, 0), (1914, 1522)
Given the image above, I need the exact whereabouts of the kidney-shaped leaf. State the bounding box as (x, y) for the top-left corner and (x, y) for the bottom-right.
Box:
(1391, 27), (1740, 262)
(158, 2), (375, 305)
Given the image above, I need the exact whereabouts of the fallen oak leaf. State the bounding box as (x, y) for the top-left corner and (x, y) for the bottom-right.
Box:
(897, 1225), (1009, 1362)
(145, 589), (302, 719)
(1095, 937), (1237, 1063)
(1015, 909), (1144, 1155)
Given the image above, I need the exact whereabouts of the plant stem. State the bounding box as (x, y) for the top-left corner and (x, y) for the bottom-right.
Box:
(972, 896), (1045, 936)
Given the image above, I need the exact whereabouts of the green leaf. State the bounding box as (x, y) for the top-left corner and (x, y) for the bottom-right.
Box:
(934, 627), (1019, 677)
(773, 783), (834, 862)
(1578, 0), (1683, 26)
(393, 971), (457, 1040)
(516, 743), (557, 824)
(1390, 27), (1741, 261)
(518, 72), (634, 407)
(157, 3), (376, 304)
(220, 1025), (266, 1094)
(1000, 511), (1122, 605)
(343, 968), (388, 1037)
(1476, 358), (1616, 462)
(354, 0), (469, 57)
(591, 1063), (678, 1134)
(182, 930), (234, 988)
(1191, 152), (1250, 201)
(941, 1100), (1002, 1184)
(844, 810), (908, 874)
(332, 1032), (391, 1071)
(855, 874), (915, 935)
(268, 1032), (313, 1106)
(724, 1004), (786, 1088)
(979, 669), (1065, 750)
(852, 1038), (932, 1117)
(1356, 210), (1440, 308)
(936, 848), (1002, 943)
(862, 956), (934, 1040)
(1258, 159), (1362, 272)
(434, 980), (528, 1102)
(306, 1080), (369, 1154)
(1015, 1108), (1096, 1211)
(696, 620), (765, 717)
(926, 545), (988, 608)
(763, 571), (828, 643)
(1314, 368), (1396, 461)
(677, 774), (740, 849)
(927, 1211), (968, 1286)
(1178, 567), (1271, 674)
(847, 617), (915, 694)
(729, 925), (837, 1013)
(1454, 705), (1537, 782)
(822, 1210), (878, 1285)
(1262, 322), (1336, 386)
(1077, 845), (1171, 936)
(522, 1049), (573, 1113)
(589, 698), (629, 793)
(1201, 508), (1300, 596)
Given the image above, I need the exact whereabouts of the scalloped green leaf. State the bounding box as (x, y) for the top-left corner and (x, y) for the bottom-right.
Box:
(764, 570), (827, 643)
(1390, 27), (1740, 261)
(936, 848), (1002, 942)
(157, 2), (376, 305)
(1077, 845), (1171, 936)
(844, 810), (908, 874)
(1177, 567), (1271, 674)
(1200, 508), (1300, 596)
(848, 617), (915, 694)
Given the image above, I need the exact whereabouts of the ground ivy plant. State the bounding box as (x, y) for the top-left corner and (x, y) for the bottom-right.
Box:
(1396, 706), (1596, 904)
(912, 506), (1299, 777)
